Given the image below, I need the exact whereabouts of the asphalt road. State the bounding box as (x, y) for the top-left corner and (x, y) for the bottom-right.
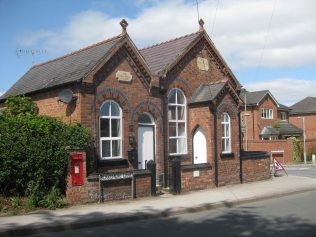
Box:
(285, 167), (316, 179)
(30, 190), (316, 237)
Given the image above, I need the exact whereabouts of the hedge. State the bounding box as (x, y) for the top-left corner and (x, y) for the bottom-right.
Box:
(0, 113), (90, 197)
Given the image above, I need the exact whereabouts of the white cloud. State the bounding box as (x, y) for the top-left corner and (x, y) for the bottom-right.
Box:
(15, 0), (316, 69)
(0, 91), (4, 97)
(244, 78), (316, 106)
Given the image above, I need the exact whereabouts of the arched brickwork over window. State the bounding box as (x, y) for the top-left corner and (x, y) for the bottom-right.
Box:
(91, 87), (132, 159)
(131, 99), (162, 132)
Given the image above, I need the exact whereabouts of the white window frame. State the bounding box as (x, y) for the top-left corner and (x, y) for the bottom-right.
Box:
(99, 100), (122, 159)
(221, 112), (231, 153)
(280, 112), (287, 121)
(261, 108), (273, 119)
(168, 88), (187, 155)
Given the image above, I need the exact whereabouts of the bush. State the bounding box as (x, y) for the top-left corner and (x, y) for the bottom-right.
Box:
(0, 108), (90, 200)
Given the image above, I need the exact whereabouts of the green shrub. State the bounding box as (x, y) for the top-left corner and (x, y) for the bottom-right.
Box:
(3, 95), (37, 116)
(39, 186), (66, 210)
(0, 102), (90, 200)
(10, 197), (22, 209)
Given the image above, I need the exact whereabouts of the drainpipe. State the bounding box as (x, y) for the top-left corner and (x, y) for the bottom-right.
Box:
(159, 76), (169, 187)
(238, 111), (243, 183)
(210, 103), (218, 187)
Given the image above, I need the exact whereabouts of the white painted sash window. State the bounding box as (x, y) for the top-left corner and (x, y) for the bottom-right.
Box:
(100, 101), (122, 159)
(168, 88), (187, 155)
(261, 108), (273, 119)
(221, 112), (231, 153)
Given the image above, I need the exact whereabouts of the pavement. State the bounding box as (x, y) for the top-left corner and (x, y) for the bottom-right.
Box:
(1, 175), (316, 237)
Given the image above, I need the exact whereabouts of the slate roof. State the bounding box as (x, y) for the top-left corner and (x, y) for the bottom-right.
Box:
(278, 122), (302, 135)
(278, 103), (291, 111)
(240, 89), (279, 107)
(190, 82), (227, 104)
(260, 126), (279, 137)
(139, 32), (201, 75)
(1, 35), (125, 99)
(260, 122), (302, 138)
(290, 97), (316, 115)
(2, 28), (237, 100)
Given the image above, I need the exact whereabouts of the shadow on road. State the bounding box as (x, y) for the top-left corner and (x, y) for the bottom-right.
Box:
(15, 203), (316, 237)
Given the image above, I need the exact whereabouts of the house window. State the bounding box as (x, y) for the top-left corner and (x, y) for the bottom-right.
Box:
(168, 88), (187, 155)
(100, 100), (122, 159)
(281, 112), (287, 121)
(221, 112), (231, 153)
(261, 108), (273, 119)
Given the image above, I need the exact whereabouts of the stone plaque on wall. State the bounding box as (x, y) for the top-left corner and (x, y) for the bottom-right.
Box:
(116, 70), (133, 82)
(197, 57), (209, 71)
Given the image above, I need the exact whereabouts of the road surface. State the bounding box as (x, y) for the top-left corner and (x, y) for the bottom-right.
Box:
(30, 190), (316, 237)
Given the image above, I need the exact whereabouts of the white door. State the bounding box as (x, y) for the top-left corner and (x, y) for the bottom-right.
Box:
(138, 126), (154, 169)
(193, 128), (207, 164)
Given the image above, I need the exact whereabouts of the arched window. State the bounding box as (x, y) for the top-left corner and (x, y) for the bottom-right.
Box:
(168, 88), (187, 155)
(100, 101), (122, 159)
(221, 112), (231, 153)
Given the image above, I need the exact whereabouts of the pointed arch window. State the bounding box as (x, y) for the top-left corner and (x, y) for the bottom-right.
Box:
(221, 112), (231, 153)
(168, 88), (187, 155)
(100, 101), (122, 159)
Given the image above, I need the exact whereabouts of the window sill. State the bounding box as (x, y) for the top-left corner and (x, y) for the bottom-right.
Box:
(168, 154), (190, 160)
(221, 152), (235, 159)
(181, 163), (212, 171)
(98, 158), (127, 166)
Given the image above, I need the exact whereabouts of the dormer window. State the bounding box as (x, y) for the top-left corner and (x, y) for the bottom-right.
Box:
(261, 108), (273, 119)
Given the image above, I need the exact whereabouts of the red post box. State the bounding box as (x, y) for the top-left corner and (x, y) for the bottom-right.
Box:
(71, 153), (84, 186)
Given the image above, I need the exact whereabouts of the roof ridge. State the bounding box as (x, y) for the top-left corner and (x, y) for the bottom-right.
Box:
(139, 31), (200, 51)
(32, 34), (124, 68)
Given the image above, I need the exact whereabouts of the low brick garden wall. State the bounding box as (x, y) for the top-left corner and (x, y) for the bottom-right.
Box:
(181, 163), (214, 193)
(241, 151), (271, 183)
(66, 151), (153, 204)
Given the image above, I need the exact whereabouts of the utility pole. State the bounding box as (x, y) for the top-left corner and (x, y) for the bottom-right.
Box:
(298, 116), (307, 164)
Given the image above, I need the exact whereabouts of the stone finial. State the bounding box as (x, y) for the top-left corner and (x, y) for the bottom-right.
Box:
(120, 19), (128, 34)
(199, 18), (205, 31)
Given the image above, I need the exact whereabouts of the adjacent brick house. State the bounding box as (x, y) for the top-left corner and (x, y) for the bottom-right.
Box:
(1, 20), (270, 202)
(240, 89), (302, 163)
(289, 97), (316, 158)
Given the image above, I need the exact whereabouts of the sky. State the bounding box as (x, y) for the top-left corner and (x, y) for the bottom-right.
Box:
(0, 0), (315, 106)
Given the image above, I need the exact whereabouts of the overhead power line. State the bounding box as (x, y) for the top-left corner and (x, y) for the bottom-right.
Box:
(258, 0), (278, 68)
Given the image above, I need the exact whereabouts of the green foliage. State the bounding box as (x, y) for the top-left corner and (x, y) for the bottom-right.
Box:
(273, 122), (281, 129)
(0, 111), (90, 202)
(3, 95), (37, 116)
(39, 186), (66, 210)
(291, 137), (301, 161)
(10, 197), (22, 209)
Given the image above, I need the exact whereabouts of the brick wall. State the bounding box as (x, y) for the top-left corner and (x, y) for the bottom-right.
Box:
(247, 138), (294, 163)
(135, 174), (151, 197)
(80, 48), (164, 178)
(217, 95), (241, 186)
(32, 86), (82, 124)
(181, 167), (214, 193)
(289, 114), (316, 140)
(242, 156), (270, 183)
(188, 105), (215, 165)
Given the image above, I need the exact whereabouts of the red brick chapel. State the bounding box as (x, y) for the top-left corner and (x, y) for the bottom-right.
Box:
(0, 19), (270, 203)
